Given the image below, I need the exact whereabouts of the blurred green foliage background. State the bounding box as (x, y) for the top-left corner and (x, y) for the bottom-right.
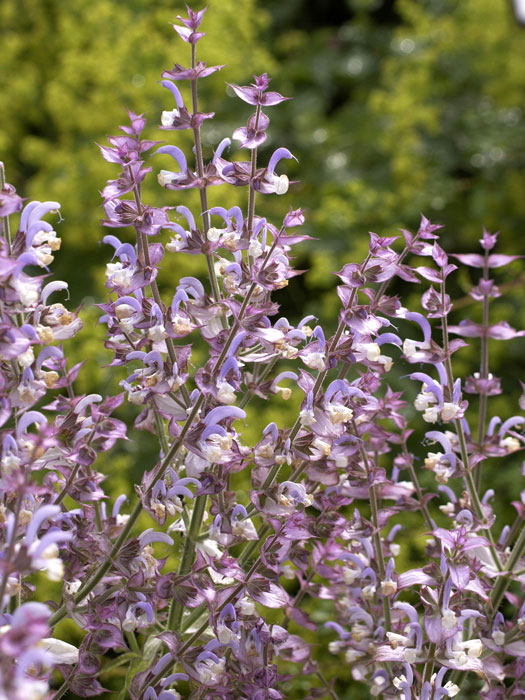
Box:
(2, 0), (525, 697)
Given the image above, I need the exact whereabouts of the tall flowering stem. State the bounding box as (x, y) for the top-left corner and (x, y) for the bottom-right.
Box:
(190, 42), (222, 305)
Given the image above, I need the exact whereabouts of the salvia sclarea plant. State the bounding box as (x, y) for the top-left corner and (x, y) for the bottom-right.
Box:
(1, 5), (525, 700)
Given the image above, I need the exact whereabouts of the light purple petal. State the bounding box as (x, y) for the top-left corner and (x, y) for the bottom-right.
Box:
(156, 146), (188, 173)
(161, 80), (184, 108)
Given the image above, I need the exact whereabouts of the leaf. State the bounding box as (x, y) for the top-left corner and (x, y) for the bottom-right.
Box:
(247, 578), (290, 608)
(415, 266), (443, 283)
(122, 636), (162, 700)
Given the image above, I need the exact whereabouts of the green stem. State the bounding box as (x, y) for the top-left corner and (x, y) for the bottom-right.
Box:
(284, 261), (371, 449)
(49, 681), (69, 700)
(144, 558), (262, 692)
(129, 177), (180, 373)
(315, 670), (340, 700)
(406, 451), (435, 532)
(190, 43), (222, 306)
(167, 493), (207, 630)
(246, 105), (261, 268)
(503, 515), (524, 550)
(352, 419), (391, 632)
(54, 463), (81, 505)
(441, 298), (502, 572)
(421, 643), (437, 685)
(475, 249), (490, 490)
(125, 630), (140, 654)
(0, 493), (22, 608)
(491, 523), (525, 613)
(0, 163), (13, 254)
(48, 396), (204, 628)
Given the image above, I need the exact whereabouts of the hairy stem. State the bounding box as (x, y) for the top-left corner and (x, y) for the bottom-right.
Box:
(0, 492), (22, 609)
(475, 248), (490, 490)
(167, 493), (208, 630)
(491, 523), (525, 613)
(190, 43), (222, 306)
(352, 419), (391, 632)
(441, 288), (502, 572)
(0, 163), (13, 254)
(48, 395), (204, 628)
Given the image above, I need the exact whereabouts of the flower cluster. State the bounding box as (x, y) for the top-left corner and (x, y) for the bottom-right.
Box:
(1, 6), (525, 700)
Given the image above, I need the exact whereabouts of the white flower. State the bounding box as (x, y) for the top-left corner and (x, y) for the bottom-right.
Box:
(122, 607), (150, 632)
(441, 608), (457, 629)
(444, 681), (460, 697)
(18, 347), (35, 368)
(444, 430), (460, 446)
(441, 402), (460, 421)
(196, 656), (225, 685)
(424, 452), (443, 470)
(361, 584), (376, 600)
(371, 675), (387, 697)
(403, 339), (419, 357)
(386, 631), (409, 649)
(328, 640), (343, 654)
(14, 678), (49, 700)
(461, 638), (483, 658)
(217, 380), (236, 405)
(403, 647), (418, 664)
(1, 452), (21, 474)
(127, 388), (148, 405)
(359, 342), (381, 362)
(166, 234), (184, 252)
(299, 408), (316, 426)
(381, 579), (397, 596)
(202, 433), (233, 463)
(378, 354), (393, 372)
(196, 538), (222, 560)
(334, 454), (348, 468)
(326, 403), (353, 425)
(255, 443), (274, 460)
(167, 518), (187, 535)
(423, 406), (440, 423)
(414, 390), (436, 411)
(312, 437), (332, 456)
(238, 596), (255, 616)
(500, 436), (521, 453)
(271, 173), (289, 195)
(492, 630), (506, 646)
(450, 638), (483, 666)
(393, 674), (408, 690)
(161, 108), (179, 126)
(344, 649), (365, 663)
(158, 169), (179, 187)
(207, 226), (223, 243)
(231, 518), (257, 540)
(39, 638), (79, 665)
(302, 351), (325, 371)
(17, 281), (39, 306)
(217, 622), (237, 644)
(248, 239), (263, 258)
(342, 566), (360, 585)
(106, 262), (133, 289)
(148, 324), (167, 342)
(65, 579), (82, 595)
(439, 502), (455, 516)
(34, 542), (64, 582)
(172, 314), (192, 335)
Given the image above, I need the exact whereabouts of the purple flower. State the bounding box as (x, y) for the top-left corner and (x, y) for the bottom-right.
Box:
(228, 74), (290, 106)
(0, 182), (23, 216)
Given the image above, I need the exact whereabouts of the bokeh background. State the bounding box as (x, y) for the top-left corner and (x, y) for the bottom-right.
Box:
(2, 0), (525, 697)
